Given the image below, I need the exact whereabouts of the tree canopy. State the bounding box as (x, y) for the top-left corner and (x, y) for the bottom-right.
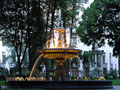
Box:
(0, 0), (88, 76)
(77, 0), (120, 56)
(0, 0), (46, 76)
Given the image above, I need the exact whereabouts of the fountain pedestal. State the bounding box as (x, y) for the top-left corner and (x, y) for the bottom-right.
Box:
(38, 48), (82, 80)
(54, 59), (66, 80)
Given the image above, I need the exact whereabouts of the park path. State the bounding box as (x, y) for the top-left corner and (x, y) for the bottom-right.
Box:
(112, 86), (120, 90)
(0, 86), (120, 90)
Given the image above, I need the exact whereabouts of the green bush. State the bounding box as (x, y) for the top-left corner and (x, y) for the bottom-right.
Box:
(92, 68), (100, 77)
(104, 70), (116, 79)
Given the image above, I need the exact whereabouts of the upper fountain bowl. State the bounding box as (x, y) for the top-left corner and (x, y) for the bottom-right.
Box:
(44, 28), (68, 49)
(41, 27), (82, 59)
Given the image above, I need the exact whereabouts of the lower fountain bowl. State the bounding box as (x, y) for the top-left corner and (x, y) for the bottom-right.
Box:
(7, 80), (113, 89)
(39, 48), (82, 59)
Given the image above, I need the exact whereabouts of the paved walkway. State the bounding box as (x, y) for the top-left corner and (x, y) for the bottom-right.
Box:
(0, 86), (120, 90)
(112, 86), (120, 90)
(59, 86), (120, 90)
(79, 86), (120, 90)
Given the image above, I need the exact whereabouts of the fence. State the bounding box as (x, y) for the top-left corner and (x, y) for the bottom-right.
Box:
(0, 68), (119, 80)
(34, 70), (119, 80)
(68, 70), (119, 79)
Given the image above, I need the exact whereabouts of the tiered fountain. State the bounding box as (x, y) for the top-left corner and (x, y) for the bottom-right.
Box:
(7, 10), (113, 89)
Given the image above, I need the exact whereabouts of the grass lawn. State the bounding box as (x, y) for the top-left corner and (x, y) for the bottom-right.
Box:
(0, 80), (5, 86)
(112, 79), (120, 86)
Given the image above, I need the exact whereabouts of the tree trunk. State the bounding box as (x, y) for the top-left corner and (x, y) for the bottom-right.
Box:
(44, 59), (50, 80)
(69, 3), (75, 48)
(50, 0), (56, 31)
(17, 55), (22, 76)
(66, 59), (70, 79)
(27, 0), (32, 70)
(18, 64), (22, 76)
(62, 6), (70, 79)
(118, 55), (120, 79)
(69, 18), (74, 48)
(44, 0), (56, 80)
(44, 0), (50, 45)
(48, 0), (56, 48)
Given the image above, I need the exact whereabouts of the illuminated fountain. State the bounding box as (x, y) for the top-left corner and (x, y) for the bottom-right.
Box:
(6, 10), (113, 89)
(28, 9), (82, 80)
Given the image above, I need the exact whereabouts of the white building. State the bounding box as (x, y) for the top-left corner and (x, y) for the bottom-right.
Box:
(0, 41), (15, 70)
(0, 41), (7, 64)
(71, 33), (119, 73)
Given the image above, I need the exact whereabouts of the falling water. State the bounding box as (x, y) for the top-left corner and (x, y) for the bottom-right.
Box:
(76, 55), (83, 65)
(29, 54), (43, 79)
(76, 55), (81, 61)
(58, 9), (61, 27)
(5, 60), (10, 74)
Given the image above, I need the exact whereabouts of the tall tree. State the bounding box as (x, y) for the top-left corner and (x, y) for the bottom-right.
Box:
(0, 0), (29, 76)
(77, 0), (120, 56)
(0, 0), (46, 76)
(80, 51), (94, 76)
(28, 0), (45, 69)
(77, 0), (120, 76)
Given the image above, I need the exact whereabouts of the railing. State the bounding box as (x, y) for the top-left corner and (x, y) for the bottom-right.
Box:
(0, 63), (5, 68)
(0, 68), (119, 80)
(36, 70), (119, 80)
(47, 70), (119, 80)
(0, 63), (16, 68)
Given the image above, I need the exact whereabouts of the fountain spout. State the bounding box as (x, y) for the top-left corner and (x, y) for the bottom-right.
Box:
(58, 9), (62, 28)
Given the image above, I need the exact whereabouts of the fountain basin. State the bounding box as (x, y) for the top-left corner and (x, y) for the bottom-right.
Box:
(7, 80), (113, 89)
(39, 48), (82, 59)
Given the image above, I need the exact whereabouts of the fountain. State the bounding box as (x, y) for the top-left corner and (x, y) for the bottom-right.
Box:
(6, 10), (113, 89)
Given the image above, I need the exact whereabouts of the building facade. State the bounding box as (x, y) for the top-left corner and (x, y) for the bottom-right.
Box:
(72, 34), (119, 74)
(0, 41), (15, 70)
